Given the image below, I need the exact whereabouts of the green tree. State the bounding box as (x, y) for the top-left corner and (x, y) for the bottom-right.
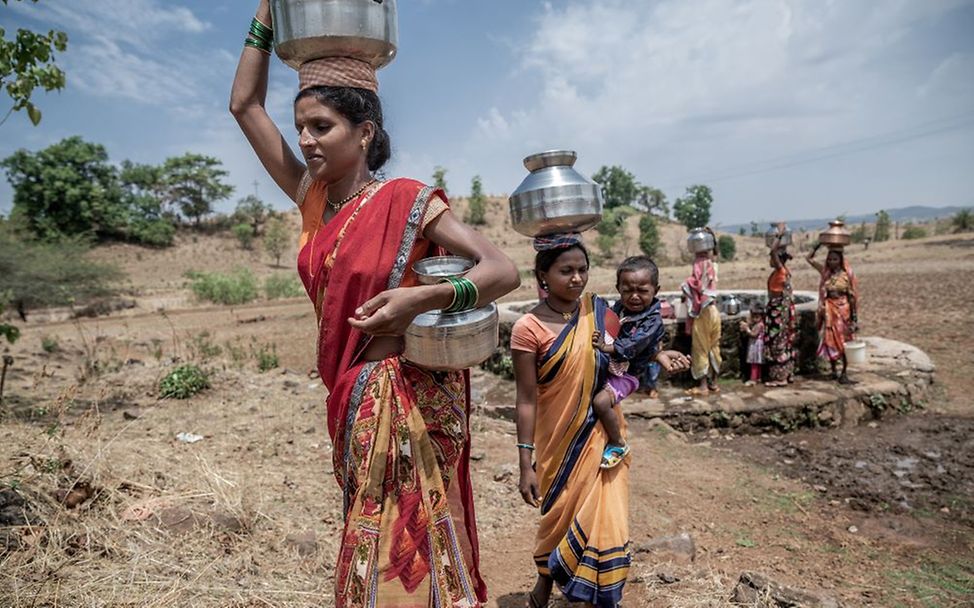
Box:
(234, 195), (270, 235)
(594, 207), (632, 260)
(673, 185), (713, 230)
(1, 136), (127, 240)
(952, 209), (973, 233)
(263, 216), (288, 267)
(901, 224), (927, 240)
(738, 226), (746, 236)
(638, 214), (661, 258)
(874, 210), (892, 242)
(717, 234), (736, 261)
(120, 160), (173, 247)
(432, 166), (447, 193)
(232, 223), (254, 250)
(162, 153), (233, 227)
(637, 186), (669, 217)
(0, 226), (121, 321)
(466, 175), (486, 225)
(850, 221), (869, 244)
(592, 165), (640, 210)
(0, 0), (68, 126)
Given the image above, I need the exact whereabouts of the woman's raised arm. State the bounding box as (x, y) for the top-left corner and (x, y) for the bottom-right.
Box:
(805, 243), (824, 273)
(229, 0), (305, 202)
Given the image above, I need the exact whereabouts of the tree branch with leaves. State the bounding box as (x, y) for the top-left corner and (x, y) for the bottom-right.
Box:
(0, 0), (68, 126)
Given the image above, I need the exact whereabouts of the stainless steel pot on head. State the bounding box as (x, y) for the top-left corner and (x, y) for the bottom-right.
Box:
(765, 224), (793, 249)
(271, 0), (398, 70)
(508, 150), (603, 237)
(687, 227), (716, 254)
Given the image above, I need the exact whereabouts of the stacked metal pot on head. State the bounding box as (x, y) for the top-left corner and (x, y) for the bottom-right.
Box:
(686, 227), (716, 255)
(765, 223), (793, 249)
(270, 0), (398, 69)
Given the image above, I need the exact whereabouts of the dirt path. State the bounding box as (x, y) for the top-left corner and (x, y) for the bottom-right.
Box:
(2, 235), (973, 606)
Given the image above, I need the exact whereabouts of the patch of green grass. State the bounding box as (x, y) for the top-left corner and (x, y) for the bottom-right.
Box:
(886, 560), (974, 608)
(159, 364), (210, 399)
(263, 273), (303, 299)
(252, 342), (279, 373)
(735, 536), (757, 548)
(185, 269), (258, 305)
(41, 336), (60, 353)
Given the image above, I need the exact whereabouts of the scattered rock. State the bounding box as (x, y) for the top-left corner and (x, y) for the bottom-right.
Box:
(285, 529), (317, 556)
(122, 409), (141, 420)
(731, 571), (840, 607)
(176, 432), (204, 444)
(54, 481), (95, 509)
(470, 452), (486, 462)
(657, 571), (680, 584)
(156, 506), (199, 535)
(847, 525), (858, 534)
(493, 463), (517, 482)
(0, 488), (32, 526)
(635, 531), (696, 564)
(209, 509), (245, 533)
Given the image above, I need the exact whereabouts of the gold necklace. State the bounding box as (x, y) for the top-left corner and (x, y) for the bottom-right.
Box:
(327, 178), (376, 212)
(544, 298), (578, 321)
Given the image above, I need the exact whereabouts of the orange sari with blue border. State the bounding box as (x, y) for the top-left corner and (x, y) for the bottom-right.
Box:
(533, 294), (631, 607)
(297, 177), (487, 607)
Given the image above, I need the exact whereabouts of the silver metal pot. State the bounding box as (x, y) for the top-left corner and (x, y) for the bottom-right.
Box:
(508, 150), (603, 237)
(765, 224), (793, 249)
(271, 0), (398, 70)
(687, 228), (715, 254)
(413, 256), (474, 285)
(404, 304), (499, 371)
(722, 294), (741, 316)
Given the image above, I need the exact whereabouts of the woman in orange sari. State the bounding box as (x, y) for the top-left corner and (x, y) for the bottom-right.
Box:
(230, 2), (519, 605)
(806, 243), (859, 384)
(510, 235), (631, 608)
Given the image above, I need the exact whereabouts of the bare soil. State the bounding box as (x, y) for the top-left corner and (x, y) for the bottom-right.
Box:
(1, 230), (972, 607)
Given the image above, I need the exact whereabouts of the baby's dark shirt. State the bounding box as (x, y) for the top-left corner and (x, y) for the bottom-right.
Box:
(610, 298), (666, 373)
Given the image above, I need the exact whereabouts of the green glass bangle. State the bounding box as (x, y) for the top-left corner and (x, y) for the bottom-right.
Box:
(250, 17), (273, 39)
(249, 24), (272, 44)
(516, 443), (535, 451)
(244, 37), (271, 54)
(441, 276), (476, 313)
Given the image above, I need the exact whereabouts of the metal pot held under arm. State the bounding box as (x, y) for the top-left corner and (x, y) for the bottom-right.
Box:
(271, 0), (398, 70)
(403, 304), (499, 371)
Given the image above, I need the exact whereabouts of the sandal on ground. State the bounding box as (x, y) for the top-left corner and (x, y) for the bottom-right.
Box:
(837, 374), (856, 385)
(743, 380), (756, 387)
(684, 387), (708, 397)
(765, 381), (787, 387)
(708, 384), (721, 393)
(527, 590), (548, 608)
(600, 444), (630, 469)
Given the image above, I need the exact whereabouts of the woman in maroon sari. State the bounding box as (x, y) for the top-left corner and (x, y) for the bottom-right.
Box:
(230, 2), (519, 605)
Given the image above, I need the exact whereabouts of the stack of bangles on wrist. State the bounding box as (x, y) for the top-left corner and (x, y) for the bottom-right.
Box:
(244, 17), (273, 54)
(439, 276), (479, 313)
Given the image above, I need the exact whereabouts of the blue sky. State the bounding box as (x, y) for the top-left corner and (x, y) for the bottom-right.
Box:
(2, 0), (973, 226)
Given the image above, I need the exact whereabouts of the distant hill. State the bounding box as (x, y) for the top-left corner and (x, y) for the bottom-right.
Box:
(722, 205), (969, 233)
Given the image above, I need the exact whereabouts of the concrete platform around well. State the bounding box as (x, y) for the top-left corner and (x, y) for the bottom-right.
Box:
(477, 336), (936, 434)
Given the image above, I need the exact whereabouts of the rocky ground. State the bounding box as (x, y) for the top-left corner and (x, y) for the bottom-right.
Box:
(0, 232), (972, 607)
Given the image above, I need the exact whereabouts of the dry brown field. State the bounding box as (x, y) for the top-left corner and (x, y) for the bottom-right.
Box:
(1, 203), (972, 607)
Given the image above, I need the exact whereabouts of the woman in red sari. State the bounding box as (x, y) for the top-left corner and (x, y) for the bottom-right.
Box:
(230, 2), (519, 605)
(806, 243), (859, 384)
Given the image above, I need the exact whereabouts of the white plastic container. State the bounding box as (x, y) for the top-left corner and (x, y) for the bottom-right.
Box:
(845, 340), (867, 365)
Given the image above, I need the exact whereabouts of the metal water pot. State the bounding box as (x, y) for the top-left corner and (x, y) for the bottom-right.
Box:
(403, 304), (499, 371)
(765, 224), (793, 249)
(819, 220), (851, 248)
(271, 0), (398, 70)
(723, 294), (741, 316)
(687, 228), (715, 254)
(508, 150), (603, 237)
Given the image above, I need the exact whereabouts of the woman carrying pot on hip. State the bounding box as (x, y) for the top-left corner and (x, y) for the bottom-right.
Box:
(230, 2), (519, 605)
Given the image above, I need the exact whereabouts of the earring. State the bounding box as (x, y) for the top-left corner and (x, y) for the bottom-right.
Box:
(361, 139), (368, 150)
(540, 281), (548, 291)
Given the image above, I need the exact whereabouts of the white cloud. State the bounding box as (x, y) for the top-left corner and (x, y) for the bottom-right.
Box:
(458, 0), (974, 222)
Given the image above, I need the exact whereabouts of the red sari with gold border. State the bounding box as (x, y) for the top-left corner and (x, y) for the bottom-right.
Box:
(297, 177), (487, 607)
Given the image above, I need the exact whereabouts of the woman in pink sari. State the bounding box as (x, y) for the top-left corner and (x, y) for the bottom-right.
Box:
(230, 2), (520, 604)
(806, 243), (859, 384)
